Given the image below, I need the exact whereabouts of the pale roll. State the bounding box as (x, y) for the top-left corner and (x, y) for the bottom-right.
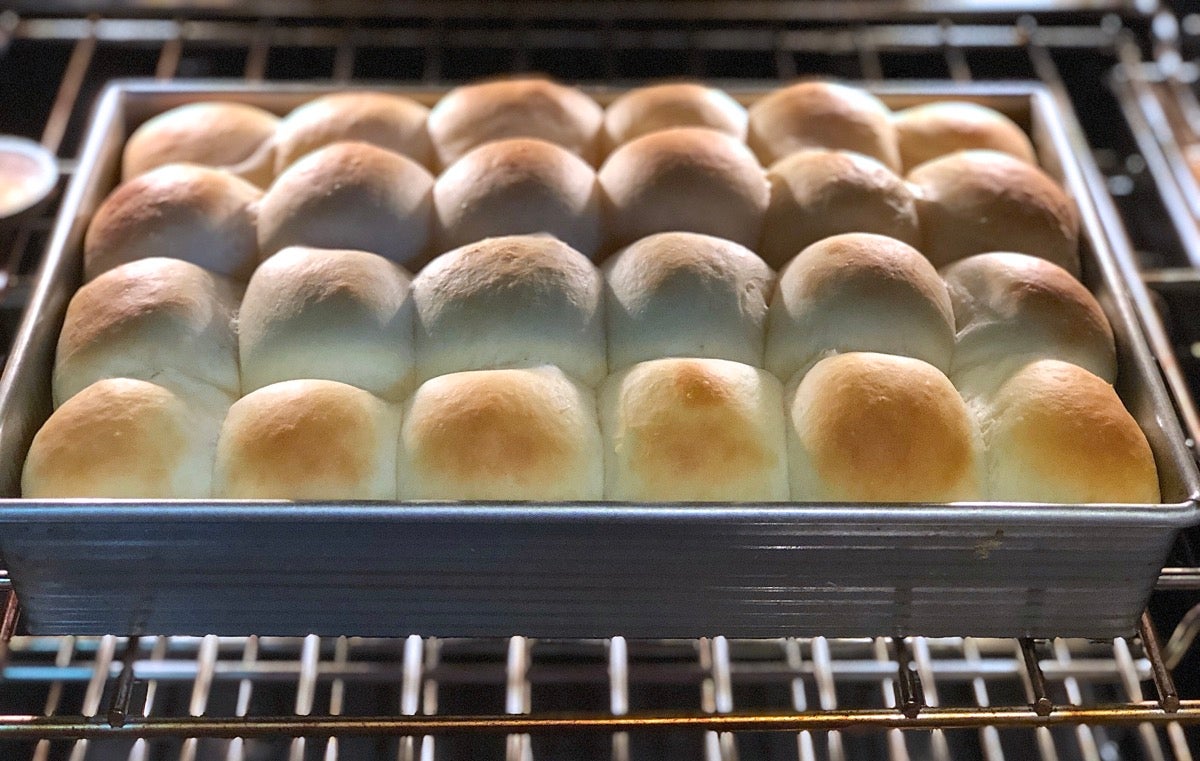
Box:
(413, 235), (605, 385)
(273, 91), (433, 174)
(427, 78), (604, 169)
(257, 141), (434, 267)
(238, 246), (415, 400)
(747, 81), (900, 170)
(604, 231), (774, 370)
(979, 359), (1159, 503)
(909, 149), (1080, 273)
(84, 164), (261, 281)
(599, 357), (789, 501)
(433, 138), (603, 259)
(213, 379), (401, 500)
(764, 232), (955, 383)
(942, 252), (1116, 398)
(398, 366), (603, 500)
(22, 378), (225, 499)
(598, 126), (768, 252)
(54, 257), (240, 407)
(894, 101), (1036, 173)
(786, 352), (980, 502)
(759, 149), (919, 268)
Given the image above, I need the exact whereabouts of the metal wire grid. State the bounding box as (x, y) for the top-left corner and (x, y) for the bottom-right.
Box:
(0, 9), (1197, 761)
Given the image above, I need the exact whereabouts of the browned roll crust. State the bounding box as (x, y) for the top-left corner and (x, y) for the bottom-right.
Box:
(273, 91), (433, 174)
(598, 126), (768, 252)
(599, 357), (789, 501)
(760, 149), (919, 268)
(122, 101), (279, 181)
(427, 78), (604, 169)
(979, 360), (1159, 503)
(22, 378), (225, 499)
(433, 138), (603, 259)
(747, 81), (900, 170)
(399, 366), (603, 500)
(894, 101), (1037, 173)
(257, 141), (434, 267)
(786, 352), (980, 502)
(84, 164), (262, 281)
(602, 82), (747, 153)
(213, 379), (401, 500)
(908, 149), (1080, 273)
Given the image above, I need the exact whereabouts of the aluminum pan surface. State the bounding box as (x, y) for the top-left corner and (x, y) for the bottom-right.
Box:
(0, 80), (1194, 638)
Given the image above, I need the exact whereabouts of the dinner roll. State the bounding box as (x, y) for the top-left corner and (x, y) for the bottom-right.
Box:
(599, 127), (768, 252)
(121, 102), (279, 182)
(980, 360), (1159, 503)
(894, 101), (1037, 173)
(786, 352), (980, 502)
(909, 149), (1080, 273)
(428, 78), (604, 169)
(604, 232), (774, 370)
(600, 357), (788, 501)
(399, 366), (602, 500)
(273, 91), (433, 174)
(213, 379), (401, 500)
(257, 141), (433, 267)
(433, 138), (603, 258)
(22, 378), (224, 499)
(55, 257), (240, 407)
(747, 81), (900, 170)
(602, 83), (748, 152)
(239, 246), (415, 400)
(764, 233), (955, 383)
(759, 150), (920, 268)
(84, 164), (261, 281)
(413, 235), (605, 385)
(942, 252), (1116, 398)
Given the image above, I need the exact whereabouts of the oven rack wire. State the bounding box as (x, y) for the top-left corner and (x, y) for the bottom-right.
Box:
(0, 7), (1198, 760)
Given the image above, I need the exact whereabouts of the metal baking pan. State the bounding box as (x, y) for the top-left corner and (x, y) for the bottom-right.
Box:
(0, 80), (1194, 639)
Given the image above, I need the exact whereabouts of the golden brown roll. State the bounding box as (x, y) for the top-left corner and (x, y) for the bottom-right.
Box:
(894, 101), (1037, 173)
(273, 91), (433, 174)
(786, 352), (980, 502)
(398, 365), (603, 500)
(602, 82), (748, 152)
(238, 246), (416, 400)
(603, 231), (774, 370)
(599, 357), (789, 501)
(747, 81), (900, 170)
(764, 233), (955, 384)
(54, 257), (240, 407)
(84, 164), (261, 281)
(979, 360), (1159, 503)
(433, 138), (603, 259)
(121, 101), (279, 182)
(257, 141), (434, 267)
(598, 127), (769, 252)
(427, 78), (604, 169)
(413, 235), (605, 385)
(759, 149), (920, 268)
(942, 252), (1116, 398)
(908, 149), (1080, 273)
(213, 379), (401, 500)
(22, 378), (225, 499)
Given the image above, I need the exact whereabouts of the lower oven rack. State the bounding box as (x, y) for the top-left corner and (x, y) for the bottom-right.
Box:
(0, 7), (1198, 761)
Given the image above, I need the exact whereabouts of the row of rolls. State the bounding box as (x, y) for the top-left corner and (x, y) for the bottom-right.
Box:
(88, 80), (1079, 282)
(24, 231), (1159, 504)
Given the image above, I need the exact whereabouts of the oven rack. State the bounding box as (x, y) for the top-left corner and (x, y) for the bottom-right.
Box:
(0, 8), (1198, 760)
